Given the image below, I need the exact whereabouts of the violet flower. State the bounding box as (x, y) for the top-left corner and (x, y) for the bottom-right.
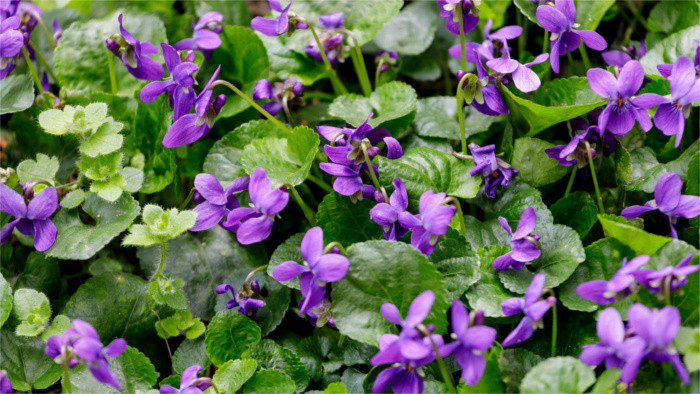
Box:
(174, 12), (223, 60)
(371, 334), (441, 394)
(636, 253), (698, 295)
(305, 13), (347, 64)
(398, 191), (456, 256)
(441, 301), (496, 386)
(621, 172), (700, 238)
(190, 173), (250, 232)
(160, 365), (212, 394)
(375, 50), (398, 73)
(501, 273), (556, 347)
(272, 226), (350, 315)
(319, 162), (370, 198)
(370, 177), (409, 241)
(305, 297), (336, 328)
(251, 0), (296, 37)
(575, 255), (649, 305)
(0, 15), (23, 79)
(45, 320), (127, 390)
(627, 304), (691, 385)
(52, 17), (62, 44)
(587, 60), (651, 136)
(536, 0), (607, 74)
(544, 124), (601, 167)
(0, 370), (10, 394)
(579, 307), (647, 383)
(223, 167), (289, 245)
(493, 207), (541, 270)
(437, 0), (479, 35)
(107, 14), (164, 81)
(252, 77), (303, 116)
(215, 281), (264, 318)
(0, 183), (58, 252)
(468, 143), (518, 198)
(140, 43), (199, 121)
(632, 56), (700, 147)
(162, 65), (226, 148)
(602, 41), (646, 67)
(487, 53), (549, 93)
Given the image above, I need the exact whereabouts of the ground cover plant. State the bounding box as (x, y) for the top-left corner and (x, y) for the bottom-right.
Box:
(0, 0), (699, 392)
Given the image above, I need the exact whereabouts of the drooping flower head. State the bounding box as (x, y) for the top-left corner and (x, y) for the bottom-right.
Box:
(468, 143), (518, 198)
(632, 56), (700, 147)
(272, 227), (350, 316)
(437, 0), (479, 35)
(45, 320), (127, 390)
(576, 255), (649, 305)
(545, 123), (602, 167)
(398, 191), (456, 256)
(305, 12), (348, 64)
(305, 297), (336, 328)
(0, 370), (11, 394)
(106, 14), (164, 81)
(253, 77), (304, 117)
(190, 173), (249, 232)
(501, 273), (556, 347)
(52, 17), (62, 44)
(536, 0), (607, 73)
(174, 11), (223, 60)
(621, 172), (700, 238)
(0, 183), (59, 252)
(587, 60), (651, 136)
(223, 167), (289, 245)
(160, 365), (212, 394)
(251, 0), (305, 37)
(602, 41), (646, 67)
(493, 207), (541, 270)
(215, 280), (264, 318)
(636, 253), (698, 296)
(370, 177), (409, 241)
(375, 50), (398, 73)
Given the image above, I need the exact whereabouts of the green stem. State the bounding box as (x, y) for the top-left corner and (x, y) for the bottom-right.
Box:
(375, 59), (384, 90)
(307, 174), (333, 193)
(282, 97), (296, 127)
(430, 336), (456, 392)
(22, 47), (44, 94)
(361, 143), (383, 194)
(324, 241), (346, 255)
(28, 41), (57, 82)
(578, 44), (592, 71)
(625, 0), (649, 30)
(451, 198), (467, 240)
(289, 185), (316, 226)
(586, 143), (605, 213)
(542, 30), (549, 54)
(154, 242), (167, 279)
(307, 23), (348, 95)
(107, 49), (118, 94)
(518, 13), (527, 62)
(564, 166), (577, 197)
(62, 355), (72, 394)
(456, 74), (470, 154)
(347, 32), (372, 96)
(551, 301), (558, 357)
(245, 264), (269, 284)
(457, 6), (467, 72)
(566, 51), (577, 76)
(212, 80), (290, 132)
(179, 187), (196, 210)
(36, 15), (55, 50)
(338, 334), (347, 347)
(152, 309), (173, 359)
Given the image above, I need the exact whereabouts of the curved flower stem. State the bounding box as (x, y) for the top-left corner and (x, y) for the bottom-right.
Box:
(337, 334), (347, 347)
(288, 185), (316, 226)
(306, 22), (348, 96)
(550, 300), (558, 357)
(542, 31), (549, 54)
(152, 309), (173, 359)
(578, 44), (592, 71)
(36, 15), (55, 50)
(22, 47), (44, 94)
(456, 73), (471, 154)
(564, 166), (577, 197)
(361, 143), (388, 202)
(154, 241), (167, 279)
(245, 264), (269, 284)
(62, 353), (73, 394)
(375, 59), (385, 89)
(444, 197), (467, 239)
(585, 142), (605, 213)
(28, 41), (57, 82)
(566, 52), (577, 76)
(212, 80), (290, 132)
(324, 241), (347, 255)
(106, 49), (118, 94)
(282, 97), (296, 127)
(429, 336), (456, 392)
(457, 6), (467, 72)
(307, 173), (333, 193)
(179, 188), (196, 210)
(345, 30), (372, 97)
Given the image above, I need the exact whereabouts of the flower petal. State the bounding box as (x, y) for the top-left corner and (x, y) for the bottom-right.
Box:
(576, 30), (607, 51)
(404, 290), (434, 328)
(300, 226), (324, 264)
(194, 173), (226, 205)
(0, 183), (26, 217)
(654, 172), (682, 213)
(32, 219), (56, 252)
(617, 60), (644, 98)
(273, 261), (309, 282)
(190, 202), (225, 231)
(587, 68), (617, 98)
(536, 4), (569, 34)
(236, 215), (273, 244)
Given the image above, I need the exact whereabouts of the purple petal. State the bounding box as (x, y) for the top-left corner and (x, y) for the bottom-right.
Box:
(602, 50), (632, 67)
(103, 338), (127, 358)
(380, 303), (404, 325)
(404, 290), (434, 328)
(631, 93), (671, 109)
(372, 367), (401, 393)
(511, 64), (541, 93)
(140, 80), (174, 103)
(462, 325), (497, 351)
(525, 299), (553, 322)
(489, 25), (523, 41)
(511, 239), (541, 262)
(193, 29), (221, 50)
(669, 195), (700, 219)
(32, 219), (56, 252)
(0, 219), (20, 245)
(576, 30), (607, 51)
(536, 4), (569, 34)
(621, 203), (656, 218)
(0, 183), (26, 217)
(253, 79), (273, 100)
(513, 207), (537, 239)
(162, 114), (209, 148)
(455, 348), (486, 386)
(370, 203), (399, 226)
(391, 368), (423, 394)
(653, 104), (685, 139)
(486, 58), (520, 74)
(597, 308), (624, 346)
(587, 68), (617, 98)
(383, 137), (403, 160)
(236, 215), (274, 244)
(556, 0), (576, 23)
(250, 15), (286, 37)
(88, 359), (120, 390)
(670, 56), (695, 99)
(313, 253), (349, 283)
(654, 172), (682, 212)
(502, 317), (535, 347)
(299, 276), (325, 316)
(525, 273), (546, 305)
(397, 211), (421, 229)
(617, 60), (644, 98)
(576, 280), (615, 304)
(256, 188), (288, 216)
(451, 300), (469, 339)
(194, 173), (226, 205)
(300, 226), (324, 264)
(550, 38), (561, 74)
(160, 43), (180, 74)
(26, 187), (58, 220)
(331, 176), (363, 196)
(579, 344), (610, 367)
(501, 297), (524, 316)
(606, 103), (636, 135)
(180, 365), (202, 389)
(249, 167), (271, 207)
(190, 202), (225, 231)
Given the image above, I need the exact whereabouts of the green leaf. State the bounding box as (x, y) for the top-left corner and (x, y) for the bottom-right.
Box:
(48, 193), (140, 260)
(574, 0), (615, 31)
(471, 179), (553, 228)
(12, 289), (51, 337)
(598, 214), (672, 255)
(148, 276), (189, 310)
(413, 97), (497, 140)
(675, 327), (700, 373)
(64, 346), (157, 393)
(268, 233), (305, 291)
(89, 175), (125, 201)
(0, 74), (35, 115)
(551, 191), (598, 239)
(213, 359), (258, 394)
(54, 11), (167, 96)
(498, 349), (544, 393)
(641, 26), (700, 76)
(590, 368), (622, 394)
(205, 309), (261, 367)
(122, 224), (159, 247)
(125, 205), (197, 245)
(513, 0), (539, 25)
(373, 1), (439, 55)
(256, 32), (326, 85)
(331, 240), (449, 346)
(647, 1), (700, 34)
(512, 137), (568, 186)
(60, 189), (86, 209)
(520, 357), (596, 394)
(499, 78), (605, 137)
(477, 0), (512, 29)
(0, 328), (62, 391)
(204, 120), (287, 187)
(648, 240), (699, 325)
(41, 315), (72, 341)
(240, 125), (318, 187)
(329, 81), (417, 128)
(120, 167), (144, 193)
(465, 245), (519, 317)
(0, 274), (11, 328)
(249, 339), (310, 392)
(240, 369), (296, 394)
(615, 142), (699, 193)
(79, 120), (124, 157)
(172, 338), (211, 374)
(325, 382), (348, 394)
(316, 193), (383, 247)
(430, 229), (481, 300)
(378, 147), (481, 208)
(16, 154), (60, 186)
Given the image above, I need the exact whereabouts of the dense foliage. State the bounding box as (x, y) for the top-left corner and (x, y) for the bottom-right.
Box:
(1, 0), (699, 393)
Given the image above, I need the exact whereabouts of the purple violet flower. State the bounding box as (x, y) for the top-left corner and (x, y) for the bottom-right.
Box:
(253, 77), (303, 116)
(0, 370), (10, 394)
(632, 56), (700, 147)
(575, 255), (649, 304)
(160, 365), (212, 394)
(45, 320), (127, 390)
(140, 43), (199, 121)
(536, 0), (607, 74)
(398, 191), (457, 256)
(305, 15), (347, 65)
(162, 65), (226, 148)
(370, 177), (409, 241)
(621, 172), (700, 238)
(190, 173), (250, 232)
(587, 60), (651, 136)
(375, 50), (398, 73)
(579, 307), (647, 383)
(493, 207), (541, 270)
(215, 281), (265, 318)
(468, 143), (518, 198)
(602, 41), (646, 67)
(636, 253), (698, 295)
(0, 183), (58, 252)
(305, 297), (336, 328)
(501, 273), (556, 347)
(440, 301), (496, 386)
(272, 226), (350, 316)
(107, 14), (164, 81)
(319, 12), (344, 29)
(437, 0), (479, 35)
(371, 334), (441, 394)
(251, 0), (296, 37)
(487, 52), (549, 93)
(52, 17), (62, 44)
(222, 167), (289, 245)
(0, 15), (23, 80)
(545, 124), (602, 167)
(174, 12), (223, 60)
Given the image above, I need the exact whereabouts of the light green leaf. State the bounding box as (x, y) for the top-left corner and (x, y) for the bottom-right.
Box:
(268, 233), (305, 291)
(647, 1), (700, 34)
(63, 346), (157, 393)
(240, 369), (295, 394)
(41, 315), (72, 341)
(205, 309), (261, 367)
(513, 0), (539, 25)
(172, 338), (211, 375)
(675, 327), (700, 373)
(16, 154), (60, 186)
(38, 106), (75, 135)
(125, 205), (197, 245)
(574, 0), (615, 31)
(413, 96), (460, 139)
(213, 359), (258, 394)
(256, 32), (326, 86)
(498, 349), (544, 393)
(590, 368), (622, 394)
(512, 137), (568, 186)
(78, 151), (123, 181)
(373, 1), (439, 55)
(120, 166), (144, 193)
(122, 224), (159, 247)
(89, 174), (125, 201)
(0, 74), (35, 115)
(148, 276), (189, 310)
(641, 26), (700, 76)
(0, 328), (62, 391)
(12, 289), (51, 337)
(316, 193), (383, 247)
(249, 339), (310, 392)
(331, 240), (450, 346)
(0, 275), (11, 328)
(520, 357), (595, 394)
(329, 81), (417, 128)
(79, 120), (124, 157)
(465, 245), (519, 317)
(615, 141), (699, 193)
(598, 214), (672, 255)
(60, 189), (86, 209)
(325, 382), (348, 394)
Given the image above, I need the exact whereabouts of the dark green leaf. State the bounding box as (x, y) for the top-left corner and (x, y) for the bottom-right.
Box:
(514, 0), (539, 25)
(64, 346), (157, 393)
(574, 0), (615, 31)
(172, 338), (211, 375)
(519, 356), (595, 394)
(431, 229), (481, 300)
(0, 328), (62, 391)
(373, 2), (439, 55)
(457, 346), (504, 392)
(465, 245), (519, 317)
(551, 191), (598, 239)
(641, 26), (700, 76)
(257, 33), (326, 85)
(204, 309), (261, 366)
(0, 74), (35, 115)
(316, 193), (383, 247)
(0, 275), (11, 328)
(647, 1), (700, 34)
(498, 349), (544, 393)
(240, 369), (296, 394)
(590, 368), (622, 394)
(598, 214), (672, 255)
(249, 339), (310, 392)
(512, 137), (568, 186)
(329, 81), (417, 128)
